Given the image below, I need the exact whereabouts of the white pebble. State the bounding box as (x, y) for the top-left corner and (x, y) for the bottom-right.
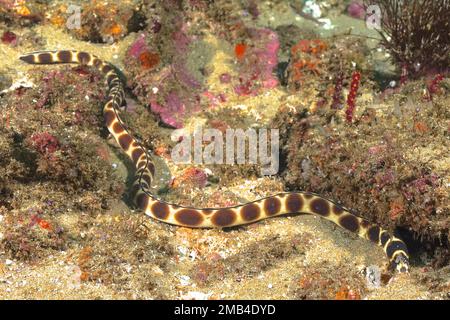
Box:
(181, 291), (212, 300)
(303, 0), (322, 18)
(189, 250), (197, 261)
(179, 275), (191, 286)
(318, 18), (334, 30)
(178, 245), (188, 256)
(5, 259), (13, 265)
(414, 63), (421, 72)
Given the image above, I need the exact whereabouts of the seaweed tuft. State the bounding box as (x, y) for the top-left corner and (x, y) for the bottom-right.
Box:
(366, 0), (450, 77)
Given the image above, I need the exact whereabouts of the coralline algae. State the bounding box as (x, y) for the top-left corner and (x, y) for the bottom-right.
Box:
(234, 28), (280, 96)
(128, 33), (148, 58)
(150, 93), (185, 129)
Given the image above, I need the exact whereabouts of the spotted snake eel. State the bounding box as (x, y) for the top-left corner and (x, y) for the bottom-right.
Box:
(19, 50), (410, 273)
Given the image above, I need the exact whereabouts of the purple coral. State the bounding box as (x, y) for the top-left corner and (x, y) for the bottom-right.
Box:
(150, 92), (186, 128)
(258, 30), (280, 89)
(128, 23), (210, 128)
(128, 33), (148, 59)
(172, 28), (191, 53)
(347, 1), (365, 20)
(174, 62), (201, 89)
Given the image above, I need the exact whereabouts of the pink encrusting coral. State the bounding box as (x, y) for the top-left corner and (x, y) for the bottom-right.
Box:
(128, 26), (279, 128)
(30, 132), (60, 155)
(234, 28), (280, 96)
(174, 62), (201, 89)
(202, 91), (227, 107)
(347, 1), (365, 20)
(126, 25), (208, 128)
(127, 33), (148, 59)
(150, 92), (186, 129)
(148, 67), (203, 128)
(170, 27), (202, 92)
(172, 28), (191, 53)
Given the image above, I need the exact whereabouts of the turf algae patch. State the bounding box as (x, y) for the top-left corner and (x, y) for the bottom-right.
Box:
(0, 65), (127, 264)
(69, 212), (176, 298)
(189, 232), (311, 288)
(292, 261), (366, 300)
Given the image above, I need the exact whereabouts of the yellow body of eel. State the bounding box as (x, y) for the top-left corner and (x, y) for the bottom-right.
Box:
(19, 50), (410, 273)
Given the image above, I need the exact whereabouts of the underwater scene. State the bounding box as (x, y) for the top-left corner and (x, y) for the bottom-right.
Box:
(0, 0), (449, 300)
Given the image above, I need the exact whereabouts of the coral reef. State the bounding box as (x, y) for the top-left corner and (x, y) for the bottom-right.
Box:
(292, 261), (366, 300)
(0, 0), (42, 26)
(273, 79), (449, 254)
(125, 22), (205, 128)
(0, 65), (125, 261)
(288, 39), (327, 91)
(233, 28), (280, 96)
(48, 1), (147, 43)
(0, 0), (448, 301)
